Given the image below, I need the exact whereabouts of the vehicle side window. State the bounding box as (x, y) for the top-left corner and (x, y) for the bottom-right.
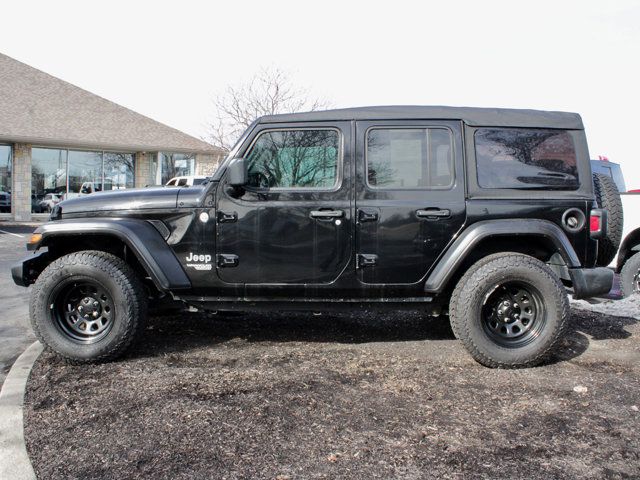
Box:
(167, 179), (176, 186)
(245, 129), (340, 189)
(366, 128), (453, 189)
(177, 178), (188, 186)
(475, 128), (579, 190)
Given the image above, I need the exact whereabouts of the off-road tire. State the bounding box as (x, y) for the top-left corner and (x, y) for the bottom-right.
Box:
(449, 253), (569, 368)
(30, 250), (147, 363)
(620, 251), (640, 297)
(593, 173), (623, 266)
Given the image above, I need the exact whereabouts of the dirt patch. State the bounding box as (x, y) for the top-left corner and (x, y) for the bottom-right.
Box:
(24, 305), (640, 479)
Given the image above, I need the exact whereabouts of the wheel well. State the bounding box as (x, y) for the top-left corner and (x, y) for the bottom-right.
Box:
(41, 234), (159, 294)
(618, 227), (640, 270)
(440, 235), (562, 296)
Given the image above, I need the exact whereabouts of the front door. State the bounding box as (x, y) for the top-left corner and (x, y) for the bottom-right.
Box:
(355, 120), (466, 285)
(216, 122), (352, 287)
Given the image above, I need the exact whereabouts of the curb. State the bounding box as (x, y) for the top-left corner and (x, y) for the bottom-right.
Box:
(0, 341), (43, 480)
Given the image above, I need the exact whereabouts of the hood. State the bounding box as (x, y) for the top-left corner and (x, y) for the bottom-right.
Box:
(59, 186), (181, 215)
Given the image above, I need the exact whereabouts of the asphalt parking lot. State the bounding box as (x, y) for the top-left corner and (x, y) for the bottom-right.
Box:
(0, 224), (36, 387)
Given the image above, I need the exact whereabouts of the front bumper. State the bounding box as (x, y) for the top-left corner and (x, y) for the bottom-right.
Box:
(12, 252), (49, 287)
(569, 267), (614, 299)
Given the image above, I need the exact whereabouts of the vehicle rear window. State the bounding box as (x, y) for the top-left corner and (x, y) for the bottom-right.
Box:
(246, 129), (339, 189)
(475, 128), (579, 190)
(366, 128), (453, 189)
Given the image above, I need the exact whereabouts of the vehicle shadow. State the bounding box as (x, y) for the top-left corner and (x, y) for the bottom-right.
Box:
(130, 309), (457, 359)
(551, 307), (638, 364)
(130, 305), (638, 363)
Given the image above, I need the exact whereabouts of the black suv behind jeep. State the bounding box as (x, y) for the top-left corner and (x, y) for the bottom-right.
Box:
(13, 106), (614, 368)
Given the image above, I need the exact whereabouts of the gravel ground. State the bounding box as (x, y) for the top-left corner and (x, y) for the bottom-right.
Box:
(24, 297), (640, 480)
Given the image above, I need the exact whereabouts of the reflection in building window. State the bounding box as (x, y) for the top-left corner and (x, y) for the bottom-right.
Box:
(31, 148), (136, 213)
(157, 153), (195, 185)
(68, 150), (103, 197)
(104, 153), (134, 190)
(0, 145), (11, 213)
(32, 148), (67, 213)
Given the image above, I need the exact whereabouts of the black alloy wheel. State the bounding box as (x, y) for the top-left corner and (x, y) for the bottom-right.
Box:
(51, 280), (115, 343)
(481, 282), (546, 348)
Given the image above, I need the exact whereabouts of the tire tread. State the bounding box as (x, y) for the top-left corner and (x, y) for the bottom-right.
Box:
(29, 250), (147, 363)
(593, 173), (623, 267)
(450, 253), (569, 368)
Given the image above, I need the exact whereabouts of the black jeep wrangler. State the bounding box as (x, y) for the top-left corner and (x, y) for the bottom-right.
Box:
(13, 106), (615, 368)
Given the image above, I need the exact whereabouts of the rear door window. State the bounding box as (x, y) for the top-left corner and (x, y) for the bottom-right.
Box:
(475, 128), (579, 189)
(366, 128), (453, 189)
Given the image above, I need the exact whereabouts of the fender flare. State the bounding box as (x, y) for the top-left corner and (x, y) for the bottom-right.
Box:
(424, 219), (581, 293)
(617, 227), (640, 271)
(31, 218), (191, 291)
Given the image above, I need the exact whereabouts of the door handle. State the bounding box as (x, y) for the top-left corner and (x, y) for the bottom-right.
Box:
(216, 254), (239, 268)
(416, 208), (451, 219)
(310, 209), (344, 219)
(217, 211), (238, 223)
(356, 254), (378, 268)
(358, 209), (379, 223)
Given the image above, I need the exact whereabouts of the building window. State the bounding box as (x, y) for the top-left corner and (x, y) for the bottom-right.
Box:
(68, 150), (103, 196)
(104, 153), (134, 191)
(157, 153), (195, 185)
(31, 148), (135, 212)
(32, 148), (67, 213)
(0, 145), (11, 213)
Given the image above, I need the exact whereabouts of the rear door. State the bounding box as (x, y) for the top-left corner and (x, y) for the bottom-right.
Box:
(215, 122), (352, 287)
(355, 120), (466, 285)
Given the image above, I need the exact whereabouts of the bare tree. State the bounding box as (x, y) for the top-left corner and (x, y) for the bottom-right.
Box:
(207, 67), (330, 151)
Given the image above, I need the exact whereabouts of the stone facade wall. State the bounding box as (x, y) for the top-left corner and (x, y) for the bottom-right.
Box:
(12, 143), (32, 221)
(195, 152), (225, 177)
(134, 152), (152, 188)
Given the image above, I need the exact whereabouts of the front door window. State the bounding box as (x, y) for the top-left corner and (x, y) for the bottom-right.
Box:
(246, 129), (339, 189)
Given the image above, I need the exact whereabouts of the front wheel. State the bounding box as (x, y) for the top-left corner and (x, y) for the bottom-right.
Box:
(30, 250), (147, 363)
(449, 253), (569, 368)
(620, 252), (640, 297)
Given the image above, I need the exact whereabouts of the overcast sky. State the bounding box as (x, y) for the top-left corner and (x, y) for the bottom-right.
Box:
(1, 0), (639, 186)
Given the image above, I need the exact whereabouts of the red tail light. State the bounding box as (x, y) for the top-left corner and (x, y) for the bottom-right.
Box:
(589, 209), (606, 239)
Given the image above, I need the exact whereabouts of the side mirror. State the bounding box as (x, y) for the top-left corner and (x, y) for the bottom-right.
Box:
(227, 157), (247, 187)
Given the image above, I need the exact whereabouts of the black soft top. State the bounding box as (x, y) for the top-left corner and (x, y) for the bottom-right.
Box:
(259, 105), (583, 129)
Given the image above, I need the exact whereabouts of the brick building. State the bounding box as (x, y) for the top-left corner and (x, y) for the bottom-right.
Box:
(0, 53), (225, 221)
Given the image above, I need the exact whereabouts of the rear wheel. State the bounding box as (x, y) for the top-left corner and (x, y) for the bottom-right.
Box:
(593, 173), (623, 266)
(450, 253), (569, 368)
(30, 250), (147, 363)
(620, 252), (640, 297)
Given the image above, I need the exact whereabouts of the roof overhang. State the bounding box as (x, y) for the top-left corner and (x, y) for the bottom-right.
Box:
(0, 133), (222, 155)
